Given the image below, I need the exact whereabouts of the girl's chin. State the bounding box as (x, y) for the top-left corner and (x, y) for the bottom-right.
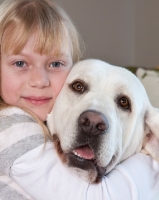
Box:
(34, 112), (47, 122)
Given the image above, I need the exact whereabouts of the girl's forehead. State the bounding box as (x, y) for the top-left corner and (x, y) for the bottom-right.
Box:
(22, 31), (72, 56)
(2, 30), (72, 62)
(1, 25), (71, 57)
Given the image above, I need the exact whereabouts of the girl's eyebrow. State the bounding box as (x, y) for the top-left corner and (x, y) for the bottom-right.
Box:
(55, 53), (70, 58)
(5, 52), (71, 61)
(5, 54), (26, 59)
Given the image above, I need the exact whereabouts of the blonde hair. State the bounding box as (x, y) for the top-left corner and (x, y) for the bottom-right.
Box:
(0, 0), (84, 63)
(0, 0), (84, 138)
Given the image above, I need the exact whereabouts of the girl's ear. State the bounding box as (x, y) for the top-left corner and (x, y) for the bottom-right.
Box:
(142, 108), (159, 162)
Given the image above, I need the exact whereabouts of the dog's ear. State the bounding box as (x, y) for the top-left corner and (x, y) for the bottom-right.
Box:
(142, 108), (159, 162)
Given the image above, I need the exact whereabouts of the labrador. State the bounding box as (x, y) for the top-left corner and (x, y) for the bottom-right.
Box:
(47, 59), (159, 183)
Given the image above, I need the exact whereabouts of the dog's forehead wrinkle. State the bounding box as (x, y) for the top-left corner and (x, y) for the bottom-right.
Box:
(109, 68), (148, 98)
(68, 68), (101, 83)
(71, 59), (112, 74)
(68, 64), (114, 87)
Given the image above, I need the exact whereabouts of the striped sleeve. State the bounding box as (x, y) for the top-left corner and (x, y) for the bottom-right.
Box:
(0, 178), (33, 200)
(0, 107), (44, 200)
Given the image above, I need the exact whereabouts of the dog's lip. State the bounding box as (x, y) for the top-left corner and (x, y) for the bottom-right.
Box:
(72, 145), (95, 160)
(67, 151), (106, 182)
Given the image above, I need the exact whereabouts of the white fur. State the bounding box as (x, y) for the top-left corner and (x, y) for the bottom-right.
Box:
(47, 59), (159, 183)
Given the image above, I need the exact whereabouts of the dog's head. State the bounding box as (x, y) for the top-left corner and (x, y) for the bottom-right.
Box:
(47, 59), (159, 183)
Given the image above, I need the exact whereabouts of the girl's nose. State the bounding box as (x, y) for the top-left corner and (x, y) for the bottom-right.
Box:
(28, 68), (50, 88)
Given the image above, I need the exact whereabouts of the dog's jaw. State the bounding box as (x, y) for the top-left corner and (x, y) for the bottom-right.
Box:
(52, 134), (106, 183)
(67, 146), (107, 183)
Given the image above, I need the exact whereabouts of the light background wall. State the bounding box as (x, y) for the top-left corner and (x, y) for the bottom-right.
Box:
(0, 0), (158, 68)
(55, 0), (159, 68)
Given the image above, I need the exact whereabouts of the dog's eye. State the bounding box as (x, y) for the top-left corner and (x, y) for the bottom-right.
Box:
(118, 97), (130, 109)
(72, 81), (85, 93)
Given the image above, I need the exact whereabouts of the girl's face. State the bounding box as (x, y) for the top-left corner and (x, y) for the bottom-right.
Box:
(0, 32), (73, 121)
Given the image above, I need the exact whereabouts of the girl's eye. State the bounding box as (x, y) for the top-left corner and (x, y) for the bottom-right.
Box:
(50, 62), (63, 68)
(14, 61), (26, 68)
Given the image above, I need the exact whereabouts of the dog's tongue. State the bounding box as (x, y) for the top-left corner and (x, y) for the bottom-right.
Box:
(74, 145), (95, 160)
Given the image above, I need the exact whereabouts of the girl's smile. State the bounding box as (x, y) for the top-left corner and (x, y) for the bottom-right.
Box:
(22, 96), (52, 105)
(0, 32), (73, 121)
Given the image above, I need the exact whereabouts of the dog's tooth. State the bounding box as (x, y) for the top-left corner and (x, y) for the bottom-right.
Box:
(78, 153), (82, 158)
(73, 150), (77, 156)
(73, 150), (83, 158)
(73, 150), (76, 154)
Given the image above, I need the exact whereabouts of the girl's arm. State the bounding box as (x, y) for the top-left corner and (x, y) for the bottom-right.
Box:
(0, 107), (159, 200)
(0, 107), (42, 200)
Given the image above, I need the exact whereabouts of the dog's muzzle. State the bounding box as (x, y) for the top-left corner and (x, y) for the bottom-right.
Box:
(67, 110), (109, 182)
(52, 110), (109, 182)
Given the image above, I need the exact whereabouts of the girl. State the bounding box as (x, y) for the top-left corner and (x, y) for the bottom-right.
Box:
(0, 0), (158, 199)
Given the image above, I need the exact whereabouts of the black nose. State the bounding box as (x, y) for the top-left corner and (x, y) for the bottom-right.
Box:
(78, 111), (109, 136)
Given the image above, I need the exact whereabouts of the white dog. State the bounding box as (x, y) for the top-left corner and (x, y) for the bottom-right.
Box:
(47, 59), (159, 183)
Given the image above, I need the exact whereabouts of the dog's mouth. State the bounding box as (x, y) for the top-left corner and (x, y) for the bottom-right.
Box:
(52, 134), (106, 182)
(67, 144), (106, 182)
(72, 145), (95, 160)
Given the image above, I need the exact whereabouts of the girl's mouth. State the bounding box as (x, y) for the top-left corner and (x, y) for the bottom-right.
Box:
(23, 96), (52, 105)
